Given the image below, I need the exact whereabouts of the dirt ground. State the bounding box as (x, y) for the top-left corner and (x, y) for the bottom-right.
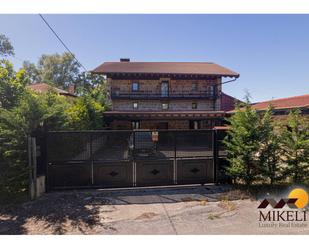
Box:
(1, 185), (309, 235)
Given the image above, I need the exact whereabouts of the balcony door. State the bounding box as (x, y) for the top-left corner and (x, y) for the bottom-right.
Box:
(161, 81), (169, 97)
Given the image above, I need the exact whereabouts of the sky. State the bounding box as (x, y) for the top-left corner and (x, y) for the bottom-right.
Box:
(0, 14), (308, 102)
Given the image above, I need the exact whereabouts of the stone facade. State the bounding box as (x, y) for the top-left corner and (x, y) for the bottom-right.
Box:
(108, 77), (222, 111)
(112, 99), (216, 111)
(106, 76), (224, 130)
(109, 119), (222, 130)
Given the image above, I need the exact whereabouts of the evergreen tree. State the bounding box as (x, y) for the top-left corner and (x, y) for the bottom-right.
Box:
(280, 110), (309, 184)
(223, 97), (261, 185)
(258, 106), (281, 184)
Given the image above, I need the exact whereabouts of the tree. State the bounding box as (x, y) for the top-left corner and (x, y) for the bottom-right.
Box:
(37, 52), (80, 89)
(65, 94), (104, 130)
(223, 97), (261, 185)
(22, 60), (41, 84)
(0, 60), (28, 109)
(280, 110), (309, 184)
(0, 34), (14, 57)
(258, 106), (281, 184)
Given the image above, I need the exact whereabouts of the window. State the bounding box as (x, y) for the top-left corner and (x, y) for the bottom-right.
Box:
(192, 102), (198, 109)
(161, 81), (169, 97)
(132, 82), (139, 91)
(208, 85), (215, 95)
(132, 121), (140, 130)
(192, 82), (198, 91)
(189, 120), (200, 130)
(133, 102), (138, 109)
(162, 103), (169, 110)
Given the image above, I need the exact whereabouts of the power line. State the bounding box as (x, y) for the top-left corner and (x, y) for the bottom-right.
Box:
(38, 14), (88, 72)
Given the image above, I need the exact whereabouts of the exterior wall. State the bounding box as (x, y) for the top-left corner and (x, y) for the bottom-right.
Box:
(110, 120), (131, 130)
(109, 77), (221, 111)
(110, 78), (219, 94)
(109, 119), (223, 130)
(112, 99), (215, 111)
(107, 76), (224, 130)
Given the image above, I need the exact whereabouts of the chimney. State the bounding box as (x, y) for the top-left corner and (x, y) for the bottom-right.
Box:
(68, 84), (75, 95)
(120, 58), (130, 62)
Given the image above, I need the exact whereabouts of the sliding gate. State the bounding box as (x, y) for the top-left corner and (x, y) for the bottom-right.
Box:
(44, 130), (222, 190)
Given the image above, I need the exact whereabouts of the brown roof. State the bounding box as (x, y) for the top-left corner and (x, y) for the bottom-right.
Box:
(27, 83), (76, 97)
(251, 94), (309, 111)
(93, 62), (239, 77)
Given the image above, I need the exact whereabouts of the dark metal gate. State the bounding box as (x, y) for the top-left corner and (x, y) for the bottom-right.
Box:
(40, 129), (227, 190)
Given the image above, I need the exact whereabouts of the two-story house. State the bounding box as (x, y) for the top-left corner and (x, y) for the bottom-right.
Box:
(92, 59), (239, 130)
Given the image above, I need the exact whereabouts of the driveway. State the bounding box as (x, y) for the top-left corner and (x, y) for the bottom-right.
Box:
(1, 185), (308, 234)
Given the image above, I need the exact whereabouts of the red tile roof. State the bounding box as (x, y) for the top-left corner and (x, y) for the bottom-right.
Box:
(93, 62), (239, 77)
(27, 83), (76, 97)
(251, 94), (309, 111)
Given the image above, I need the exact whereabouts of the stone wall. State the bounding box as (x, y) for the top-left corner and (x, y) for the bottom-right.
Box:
(109, 77), (222, 111)
(112, 99), (216, 111)
(109, 119), (223, 130)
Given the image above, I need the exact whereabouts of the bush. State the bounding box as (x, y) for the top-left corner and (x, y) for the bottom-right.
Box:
(223, 98), (261, 185)
(279, 110), (309, 184)
(224, 96), (309, 186)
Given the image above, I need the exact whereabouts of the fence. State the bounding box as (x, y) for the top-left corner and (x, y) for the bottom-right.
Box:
(34, 129), (229, 190)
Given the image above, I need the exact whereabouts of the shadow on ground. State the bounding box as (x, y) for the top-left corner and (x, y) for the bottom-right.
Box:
(0, 185), (248, 234)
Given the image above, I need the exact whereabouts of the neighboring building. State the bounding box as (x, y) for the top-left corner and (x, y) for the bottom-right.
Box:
(27, 83), (77, 98)
(251, 94), (309, 117)
(221, 92), (243, 111)
(92, 59), (239, 130)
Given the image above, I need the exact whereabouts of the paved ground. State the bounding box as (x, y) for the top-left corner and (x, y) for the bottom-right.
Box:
(1, 185), (309, 235)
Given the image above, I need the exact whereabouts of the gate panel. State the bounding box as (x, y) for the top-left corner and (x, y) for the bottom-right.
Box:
(44, 129), (222, 190)
(135, 159), (174, 186)
(177, 158), (214, 184)
(93, 161), (133, 187)
(48, 162), (91, 188)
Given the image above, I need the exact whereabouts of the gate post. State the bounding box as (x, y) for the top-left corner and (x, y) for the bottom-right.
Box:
(212, 129), (218, 184)
(133, 130), (136, 187)
(173, 131), (177, 184)
(43, 128), (50, 192)
(90, 133), (94, 185)
(28, 136), (37, 200)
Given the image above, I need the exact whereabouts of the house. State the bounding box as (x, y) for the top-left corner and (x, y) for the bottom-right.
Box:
(92, 59), (239, 130)
(251, 94), (309, 118)
(27, 83), (77, 98)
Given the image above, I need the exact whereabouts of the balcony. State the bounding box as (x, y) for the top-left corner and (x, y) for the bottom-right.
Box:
(111, 90), (217, 100)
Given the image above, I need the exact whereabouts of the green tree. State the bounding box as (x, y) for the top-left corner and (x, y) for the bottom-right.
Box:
(258, 106), (281, 184)
(37, 52), (80, 89)
(280, 110), (309, 184)
(0, 34), (14, 57)
(65, 94), (104, 130)
(223, 97), (261, 185)
(22, 60), (41, 84)
(0, 60), (28, 109)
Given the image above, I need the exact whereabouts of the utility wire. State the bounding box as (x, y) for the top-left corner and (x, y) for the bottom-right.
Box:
(38, 14), (88, 72)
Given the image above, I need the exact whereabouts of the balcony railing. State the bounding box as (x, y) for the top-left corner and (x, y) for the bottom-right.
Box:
(111, 90), (217, 100)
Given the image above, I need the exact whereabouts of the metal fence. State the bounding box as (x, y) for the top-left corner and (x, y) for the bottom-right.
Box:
(34, 129), (229, 190)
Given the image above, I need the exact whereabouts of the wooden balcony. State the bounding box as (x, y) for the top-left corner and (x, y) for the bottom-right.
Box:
(111, 90), (217, 100)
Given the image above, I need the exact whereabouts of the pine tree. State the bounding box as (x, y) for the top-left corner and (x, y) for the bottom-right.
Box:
(280, 110), (309, 184)
(223, 97), (261, 185)
(258, 106), (281, 184)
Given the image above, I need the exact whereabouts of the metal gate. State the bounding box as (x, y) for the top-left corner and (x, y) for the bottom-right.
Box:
(40, 129), (227, 190)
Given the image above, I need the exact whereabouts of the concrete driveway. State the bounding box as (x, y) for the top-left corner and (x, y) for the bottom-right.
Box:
(1, 185), (308, 234)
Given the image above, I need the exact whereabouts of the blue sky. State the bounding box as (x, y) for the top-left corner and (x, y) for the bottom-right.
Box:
(0, 14), (308, 102)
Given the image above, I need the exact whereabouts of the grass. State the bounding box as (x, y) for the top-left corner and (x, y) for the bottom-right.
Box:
(232, 183), (309, 200)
